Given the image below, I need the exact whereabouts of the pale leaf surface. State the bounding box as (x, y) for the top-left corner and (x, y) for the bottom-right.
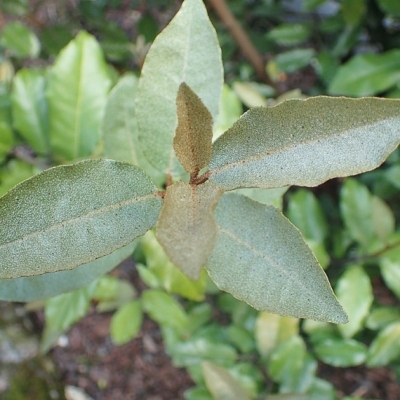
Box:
(47, 31), (111, 161)
(102, 74), (164, 187)
(173, 82), (213, 174)
(11, 68), (49, 153)
(206, 193), (348, 323)
(157, 181), (222, 280)
(136, 0), (223, 175)
(202, 361), (250, 400)
(209, 97), (400, 190)
(0, 159), (162, 278)
(0, 242), (136, 302)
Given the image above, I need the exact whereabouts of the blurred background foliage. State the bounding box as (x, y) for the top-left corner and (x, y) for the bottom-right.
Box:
(0, 0), (400, 399)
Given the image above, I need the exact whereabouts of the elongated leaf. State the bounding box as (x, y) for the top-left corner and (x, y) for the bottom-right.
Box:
(202, 361), (250, 400)
(340, 178), (375, 248)
(0, 159), (162, 278)
(0, 22), (40, 58)
(208, 97), (400, 191)
(110, 300), (143, 345)
(314, 338), (367, 367)
(102, 74), (164, 187)
(0, 121), (14, 161)
(380, 243), (400, 299)
(136, 0), (223, 175)
(157, 181), (222, 280)
(0, 241), (136, 302)
(329, 50), (400, 96)
(367, 322), (400, 367)
(174, 82), (213, 175)
(47, 31), (111, 161)
(11, 68), (49, 153)
(41, 281), (97, 352)
(336, 265), (373, 338)
(206, 194), (348, 323)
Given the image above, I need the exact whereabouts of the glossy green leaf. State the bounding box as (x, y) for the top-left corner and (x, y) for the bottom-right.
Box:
(141, 230), (207, 301)
(102, 74), (164, 187)
(377, 0), (400, 16)
(110, 300), (143, 345)
(340, 178), (374, 248)
(255, 312), (299, 358)
(0, 159), (36, 197)
(0, 121), (14, 161)
(0, 22), (40, 58)
(268, 336), (308, 391)
(336, 265), (373, 338)
(314, 338), (367, 366)
(329, 50), (400, 96)
(157, 182), (222, 280)
(136, 0), (223, 175)
(232, 82), (268, 108)
(202, 361), (250, 400)
(11, 68), (49, 153)
(367, 322), (400, 367)
(170, 337), (237, 367)
(0, 241), (136, 302)
(47, 31), (112, 161)
(228, 363), (263, 398)
(341, 0), (366, 26)
(287, 189), (328, 243)
(214, 84), (242, 140)
(174, 83), (213, 175)
(366, 307), (400, 330)
(266, 395), (307, 400)
(308, 378), (336, 400)
(266, 23), (310, 46)
(275, 49), (315, 74)
(0, 159), (162, 278)
(93, 275), (135, 312)
(142, 289), (188, 332)
(41, 281), (97, 352)
(380, 244), (400, 299)
(206, 194), (348, 323)
(184, 387), (213, 400)
(371, 195), (395, 244)
(385, 165), (400, 189)
(209, 97), (400, 191)
(313, 51), (339, 86)
(226, 325), (255, 353)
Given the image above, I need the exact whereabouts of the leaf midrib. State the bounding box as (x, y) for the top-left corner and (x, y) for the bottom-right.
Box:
(209, 116), (397, 177)
(0, 192), (158, 249)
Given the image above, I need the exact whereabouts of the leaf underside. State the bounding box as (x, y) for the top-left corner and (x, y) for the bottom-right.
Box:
(173, 82), (214, 174)
(0, 159), (162, 279)
(157, 181), (222, 280)
(209, 97), (400, 191)
(206, 193), (348, 323)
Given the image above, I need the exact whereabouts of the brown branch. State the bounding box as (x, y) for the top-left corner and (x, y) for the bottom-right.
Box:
(207, 0), (278, 91)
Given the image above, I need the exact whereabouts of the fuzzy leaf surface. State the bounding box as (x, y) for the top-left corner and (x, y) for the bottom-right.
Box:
(102, 74), (164, 187)
(209, 97), (400, 191)
(0, 242), (136, 302)
(205, 194), (348, 323)
(157, 181), (222, 280)
(47, 31), (111, 161)
(135, 0), (222, 175)
(0, 159), (162, 278)
(11, 68), (49, 153)
(173, 82), (213, 174)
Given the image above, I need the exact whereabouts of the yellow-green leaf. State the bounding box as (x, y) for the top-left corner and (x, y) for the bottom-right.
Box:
(157, 181), (222, 280)
(206, 193), (348, 323)
(209, 97), (400, 190)
(202, 361), (251, 400)
(0, 159), (162, 278)
(173, 82), (213, 175)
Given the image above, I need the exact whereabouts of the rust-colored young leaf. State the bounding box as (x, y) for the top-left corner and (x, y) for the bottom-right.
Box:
(173, 82), (214, 175)
(156, 181), (223, 280)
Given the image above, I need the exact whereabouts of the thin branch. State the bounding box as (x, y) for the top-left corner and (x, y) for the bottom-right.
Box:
(207, 0), (278, 92)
